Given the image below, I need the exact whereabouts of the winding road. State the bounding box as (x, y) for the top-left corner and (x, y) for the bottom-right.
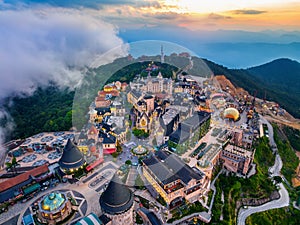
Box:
(237, 116), (289, 225)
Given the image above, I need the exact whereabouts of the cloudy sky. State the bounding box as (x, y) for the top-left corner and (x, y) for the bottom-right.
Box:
(0, 0), (299, 149)
(1, 0), (300, 77)
(3, 0), (298, 31)
(1, 0), (299, 68)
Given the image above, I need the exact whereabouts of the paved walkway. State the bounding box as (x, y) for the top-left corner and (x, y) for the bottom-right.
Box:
(237, 116), (290, 225)
(126, 166), (138, 187)
(208, 170), (222, 213)
(238, 183), (289, 225)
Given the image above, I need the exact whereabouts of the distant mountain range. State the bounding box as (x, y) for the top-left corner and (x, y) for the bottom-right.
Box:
(120, 27), (300, 67)
(204, 58), (300, 118)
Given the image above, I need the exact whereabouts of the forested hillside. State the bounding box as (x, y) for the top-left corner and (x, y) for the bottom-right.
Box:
(203, 58), (300, 118)
(4, 85), (74, 140)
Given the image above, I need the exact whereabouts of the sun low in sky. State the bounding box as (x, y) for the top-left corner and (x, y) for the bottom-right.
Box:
(160, 0), (290, 13)
(128, 0), (300, 30)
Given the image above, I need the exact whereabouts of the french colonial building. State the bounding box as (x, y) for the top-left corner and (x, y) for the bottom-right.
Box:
(142, 150), (209, 209)
(130, 72), (173, 96)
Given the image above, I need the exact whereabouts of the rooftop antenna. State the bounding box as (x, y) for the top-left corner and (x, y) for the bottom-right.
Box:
(161, 45), (165, 63)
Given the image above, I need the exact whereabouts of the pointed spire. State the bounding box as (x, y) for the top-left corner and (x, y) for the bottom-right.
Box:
(59, 139), (85, 170)
(99, 173), (133, 214)
(161, 45), (165, 63)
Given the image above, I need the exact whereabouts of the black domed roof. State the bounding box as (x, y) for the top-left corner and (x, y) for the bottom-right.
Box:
(59, 139), (85, 169)
(100, 174), (133, 215)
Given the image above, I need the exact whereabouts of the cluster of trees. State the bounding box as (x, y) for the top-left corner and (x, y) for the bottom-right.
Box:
(273, 124), (299, 183)
(246, 206), (300, 225)
(105, 60), (179, 84)
(282, 126), (300, 151)
(132, 128), (149, 139)
(5, 156), (18, 174)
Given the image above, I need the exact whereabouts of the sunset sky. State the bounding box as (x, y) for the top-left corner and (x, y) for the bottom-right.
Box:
(1, 0), (300, 68)
(2, 0), (300, 31)
(86, 0), (300, 31)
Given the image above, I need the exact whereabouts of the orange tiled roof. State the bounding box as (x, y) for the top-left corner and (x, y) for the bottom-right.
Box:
(95, 96), (106, 101)
(0, 164), (49, 192)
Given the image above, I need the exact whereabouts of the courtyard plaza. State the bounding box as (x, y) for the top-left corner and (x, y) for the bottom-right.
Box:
(180, 128), (219, 168)
(3, 131), (77, 170)
(0, 161), (118, 225)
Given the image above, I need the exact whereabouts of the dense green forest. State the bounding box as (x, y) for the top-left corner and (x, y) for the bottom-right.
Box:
(203, 58), (300, 118)
(246, 206), (300, 225)
(273, 124), (299, 183)
(4, 85), (74, 140)
(282, 126), (300, 151)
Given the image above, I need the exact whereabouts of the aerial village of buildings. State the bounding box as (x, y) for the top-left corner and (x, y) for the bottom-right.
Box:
(0, 50), (266, 225)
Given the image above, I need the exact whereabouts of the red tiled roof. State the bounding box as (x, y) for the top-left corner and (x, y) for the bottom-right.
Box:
(0, 164), (49, 192)
(104, 84), (117, 89)
(95, 101), (111, 107)
(98, 91), (106, 97)
(95, 96), (106, 101)
(86, 158), (104, 171)
(103, 148), (116, 154)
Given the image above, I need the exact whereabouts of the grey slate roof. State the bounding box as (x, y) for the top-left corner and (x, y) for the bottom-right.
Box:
(181, 111), (211, 132)
(157, 151), (203, 184)
(143, 150), (203, 186)
(96, 107), (111, 115)
(168, 127), (190, 144)
(131, 89), (142, 99)
(59, 139), (85, 169)
(99, 174), (133, 215)
(143, 156), (175, 185)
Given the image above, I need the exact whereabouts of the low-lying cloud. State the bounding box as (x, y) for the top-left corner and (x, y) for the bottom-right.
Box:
(0, 8), (126, 97)
(0, 6), (127, 160)
(0, 108), (15, 165)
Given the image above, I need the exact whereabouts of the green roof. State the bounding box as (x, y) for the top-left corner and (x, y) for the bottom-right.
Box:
(41, 192), (66, 212)
(75, 213), (103, 225)
(23, 183), (41, 195)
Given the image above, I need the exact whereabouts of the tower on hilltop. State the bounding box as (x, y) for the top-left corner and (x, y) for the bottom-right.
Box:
(161, 45), (165, 63)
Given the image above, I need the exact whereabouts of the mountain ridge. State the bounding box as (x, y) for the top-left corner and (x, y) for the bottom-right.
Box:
(203, 57), (300, 118)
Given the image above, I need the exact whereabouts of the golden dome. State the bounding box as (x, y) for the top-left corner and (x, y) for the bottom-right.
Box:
(224, 108), (240, 121)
